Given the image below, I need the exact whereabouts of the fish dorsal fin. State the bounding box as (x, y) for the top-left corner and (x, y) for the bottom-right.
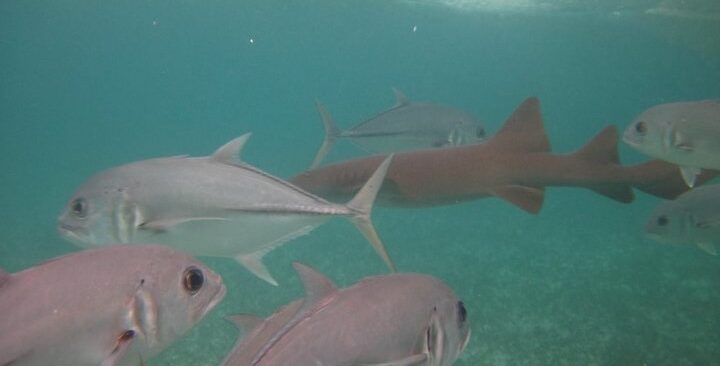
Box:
(212, 133), (252, 163)
(227, 314), (265, 335)
(489, 97), (550, 153)
(392, 87), (410, 107)
(0, 268), (9, 288)
(293, 262), (337, 301)
(573, 126), (620, 165)
(248, 263), (338, 365)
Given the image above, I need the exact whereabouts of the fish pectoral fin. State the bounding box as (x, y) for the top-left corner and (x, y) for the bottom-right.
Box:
(357, 354), (428, 366)
(697, 242), (718, 256)
(101, 330), (137, 366)
(138, 217), (230, 232)
(237, 252), (279, 286)
(491, 185), (544, 214)
(679, 166), (701, 188)
(672, 131), (694, 151)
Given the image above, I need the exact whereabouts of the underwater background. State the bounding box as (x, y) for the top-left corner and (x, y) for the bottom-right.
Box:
(1, 0), (719, 365)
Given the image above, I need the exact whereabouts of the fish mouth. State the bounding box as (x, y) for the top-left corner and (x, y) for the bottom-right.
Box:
(621, 128), (642, 147)
(57, 223), (86, 243)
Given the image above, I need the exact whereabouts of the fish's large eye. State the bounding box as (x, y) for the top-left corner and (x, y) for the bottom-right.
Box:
(70, 198), (88, 218)
(657, 215), (669, 227)
(634, 121), (647, 135)
(476, 127), (485, 138)
(183, 267), (204, 295)
(457, 301), (467, 323)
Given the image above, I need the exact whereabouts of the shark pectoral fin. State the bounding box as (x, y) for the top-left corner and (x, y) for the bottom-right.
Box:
(697, 242), (718, 256)
(492, 186), (544, 214)
(679, 166), (701, 187)
(587, 183), (634, 204)
(212, 133), (251, 163)
(101, 330), (137, 366)
(357, 354), (428, 366)
(226, 314), (264, 336)
(138, 217), (230, 233)
(236, 253), (279, 286)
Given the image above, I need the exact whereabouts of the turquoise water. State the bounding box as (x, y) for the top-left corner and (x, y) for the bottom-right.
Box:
(1, 0), (719, 365)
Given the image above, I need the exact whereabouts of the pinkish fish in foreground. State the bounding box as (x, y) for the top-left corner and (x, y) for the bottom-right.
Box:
(292, 97), (715, 213)
(221, 263), (470, 366)
(0, 244), (226, 366)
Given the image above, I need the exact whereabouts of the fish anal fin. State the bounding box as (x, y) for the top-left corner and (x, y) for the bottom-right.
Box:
(391, 87), (410, 107)
(138, 217), (230, 232)
(237, 253), (278, 286)
(573, 126), (620, 165)
(489, 97), (550, 153)
(357, 354), (428, 366)
(492, 185), (544, 214)
(292, 262), (337, 303)
(587, 184), (635, 203)
(212, 134), (251, 163)
(680, 166), (701, 187)
(697, 242), (718, 256)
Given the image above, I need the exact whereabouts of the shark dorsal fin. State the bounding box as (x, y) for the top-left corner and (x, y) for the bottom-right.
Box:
(392, 88), (410, 107)
(226, 314), (265, 335)
(0, 268), (9, 287)
(573, 126), (620, 165)
(293, 262), (337, 301)
(489, 97), (550, 153)
(212, 133), (252, 163)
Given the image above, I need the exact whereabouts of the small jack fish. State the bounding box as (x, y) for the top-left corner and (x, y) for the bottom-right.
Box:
(58, 134), (395, 286)
(310, 88), (485, 168)
(0, 244), (225, 366)
(623, 99), (720, 187)
(646, 184), (720, 256)
(221, 262), (470, 366)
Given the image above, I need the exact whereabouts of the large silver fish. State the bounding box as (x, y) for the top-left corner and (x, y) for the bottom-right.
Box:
(57, 134), (395, 286)
(310, 88), (485, 168)
(646, 184), (720, 255)
(623, 99), (720, 187)
(221, 262), (471, 366)
(0, 244), (225, 366)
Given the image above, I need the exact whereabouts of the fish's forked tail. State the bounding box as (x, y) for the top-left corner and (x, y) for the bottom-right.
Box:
(627, 160), (718, 199)
(345, 154), (396, 272)
(571, 126), (635, 203)
(309, 100), (342, 169)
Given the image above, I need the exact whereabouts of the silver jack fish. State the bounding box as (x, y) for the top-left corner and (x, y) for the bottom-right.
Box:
(57, 134), (395, 285)
(623, 99), (720, 187)
(310, 88), (485, 168)
(0, 244), (225, 366)
(646, 184), (720, 255)
(221, 262), (470, 366)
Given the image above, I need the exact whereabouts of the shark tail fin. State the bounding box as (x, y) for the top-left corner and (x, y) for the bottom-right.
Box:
(572, 126), (635, 203)
(309, 100), (342, 169)
(629, 160), (718, 199)
(346, 155), (396, 272)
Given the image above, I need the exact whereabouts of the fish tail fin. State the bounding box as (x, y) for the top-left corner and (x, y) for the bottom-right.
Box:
(572, 126), (635, 203)
(309, 100), (341, 169)
(346, 155), (396, 272)
(628, 160), (718, 199)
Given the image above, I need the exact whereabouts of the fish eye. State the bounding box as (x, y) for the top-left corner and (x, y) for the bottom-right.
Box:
(70, 198), (88, 218)
(634, 121), (647, 135)
(476, 127), (485, 138)
(656, 215), (669, 227)
(457, 301), (467, 323)
(183, 267), (204, 295)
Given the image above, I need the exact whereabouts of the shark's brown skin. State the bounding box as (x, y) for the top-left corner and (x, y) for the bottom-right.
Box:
(292, 97), (713, 213)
